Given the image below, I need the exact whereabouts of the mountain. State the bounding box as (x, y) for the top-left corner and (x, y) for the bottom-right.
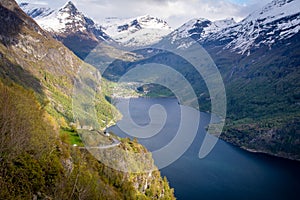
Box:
(170, 18), (236, 45)
(169, 0), (300, 55)
(102, 15), (173, 47)
(197, 0), (300, 159)
(1, 0), (81, 120)
(20, 1), (112, 59)
(204, 0), (300, 55)
(20, 2), (173, 53)
(2, 0), (120, 132)
(0, 0), (175, 199)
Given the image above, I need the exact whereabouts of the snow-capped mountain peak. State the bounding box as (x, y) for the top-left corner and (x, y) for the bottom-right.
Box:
(19, 1), (112, 58)
(170, 17), (236, 47)
(58, 1), (79, 16)
(20, 1), (110, 40)
(103, 15), (172, 36)
(37, 1), (87, 33)
(102, 15), (173, 47)
(135, 14), (171, 30)
(207, 0), (300, 54)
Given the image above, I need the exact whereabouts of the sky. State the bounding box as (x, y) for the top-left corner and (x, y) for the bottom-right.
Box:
(17, 0), (272, 28)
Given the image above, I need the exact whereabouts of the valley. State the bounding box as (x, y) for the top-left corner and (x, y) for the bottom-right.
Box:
(0, 0), (299, 199)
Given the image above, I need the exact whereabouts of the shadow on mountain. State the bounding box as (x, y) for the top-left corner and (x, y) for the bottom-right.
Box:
(0, 2), (44, 96)
(0, 56), (44, 96)
(0, 4), (23, 45)
(57, 34), (99, 60)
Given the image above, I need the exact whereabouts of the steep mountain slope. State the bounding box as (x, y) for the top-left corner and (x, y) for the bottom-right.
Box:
(0, 79), (126, 199)
(20, 1), (112, 59)
(169, 0), (300, 159)
(2, 0), (121, 129)
(1, 0), (122, 133)
(1, 0), (82, 122)
(0, 0), (175, 199)
(102, 15), (173, 47)
(0, 80), (174, 199)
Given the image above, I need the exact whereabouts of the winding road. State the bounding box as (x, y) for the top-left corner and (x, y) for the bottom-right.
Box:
(78, 137), (121, 149)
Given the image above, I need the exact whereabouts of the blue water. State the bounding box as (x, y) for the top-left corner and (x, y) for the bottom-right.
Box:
(108, 98), (300, 200)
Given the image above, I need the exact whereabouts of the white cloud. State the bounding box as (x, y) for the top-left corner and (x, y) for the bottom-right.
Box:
(16, 0), (273, 28)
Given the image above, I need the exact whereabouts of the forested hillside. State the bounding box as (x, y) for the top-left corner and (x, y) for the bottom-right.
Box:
(0, 0), (175, 199)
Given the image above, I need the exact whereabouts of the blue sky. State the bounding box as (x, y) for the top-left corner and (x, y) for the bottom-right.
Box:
(17, 0), (272, 28)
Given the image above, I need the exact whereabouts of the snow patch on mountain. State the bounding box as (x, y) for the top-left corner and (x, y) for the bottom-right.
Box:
(19, 2), (54, 19)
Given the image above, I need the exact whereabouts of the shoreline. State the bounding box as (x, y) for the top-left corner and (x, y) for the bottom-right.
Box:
(221, 138), (300, 162)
